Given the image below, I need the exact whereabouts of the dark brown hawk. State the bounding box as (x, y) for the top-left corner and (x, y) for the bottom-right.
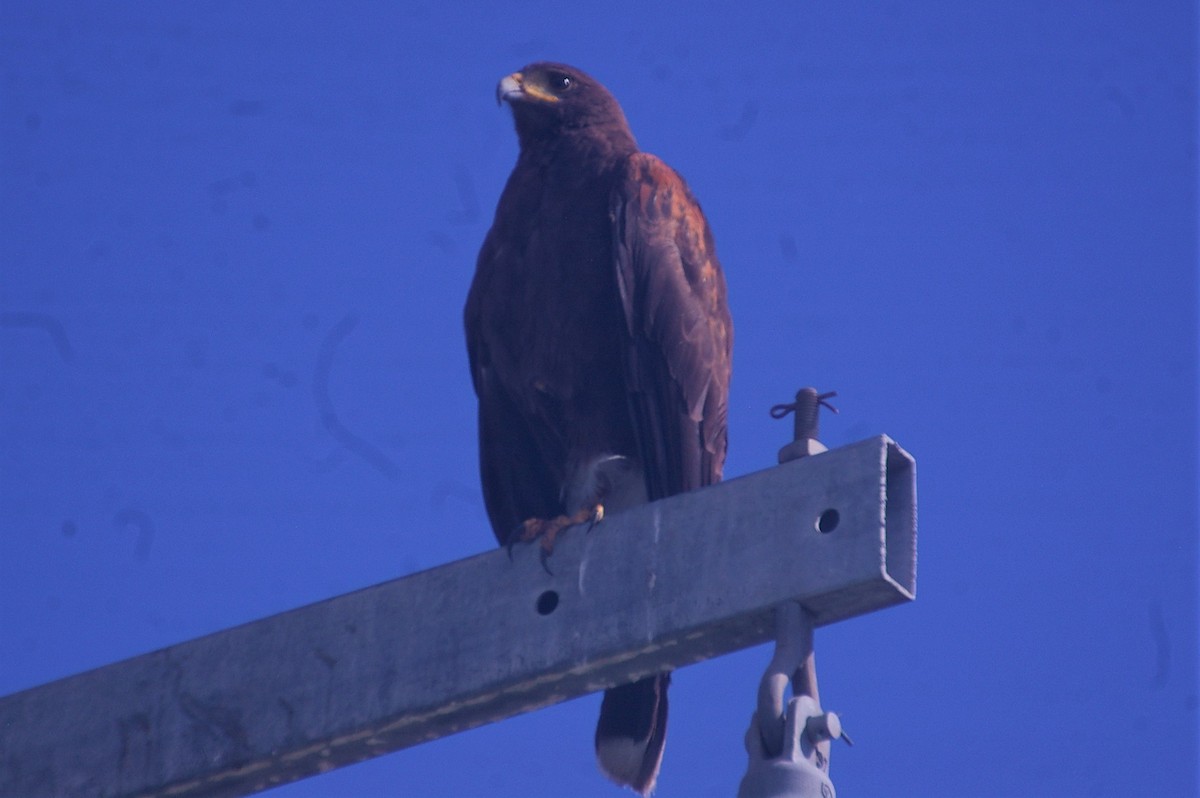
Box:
(464, 62), (732, 795)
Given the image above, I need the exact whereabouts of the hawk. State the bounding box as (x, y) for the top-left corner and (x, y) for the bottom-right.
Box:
(465, 62), (732, 795)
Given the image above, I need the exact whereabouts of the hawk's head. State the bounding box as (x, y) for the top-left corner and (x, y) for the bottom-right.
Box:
(497, 62), (636, 155)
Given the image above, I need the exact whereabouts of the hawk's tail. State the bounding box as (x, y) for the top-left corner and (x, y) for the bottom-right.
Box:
(594, 673), (670, 796)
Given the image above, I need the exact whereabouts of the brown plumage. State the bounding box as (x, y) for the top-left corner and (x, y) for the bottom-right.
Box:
(464, 62), (732, 795)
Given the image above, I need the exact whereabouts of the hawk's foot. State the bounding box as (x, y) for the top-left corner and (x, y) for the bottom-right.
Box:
(507, 504), (604, 574)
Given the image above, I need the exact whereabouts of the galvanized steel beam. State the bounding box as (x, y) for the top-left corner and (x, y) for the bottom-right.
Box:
(0, 435), (916, 798)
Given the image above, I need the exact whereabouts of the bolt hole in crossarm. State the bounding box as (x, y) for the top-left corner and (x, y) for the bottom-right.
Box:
(816, 509), (839, 534)
(536, 590), (559, 615)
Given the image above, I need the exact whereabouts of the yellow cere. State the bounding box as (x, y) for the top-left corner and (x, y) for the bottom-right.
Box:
(519, 73), (561, 104)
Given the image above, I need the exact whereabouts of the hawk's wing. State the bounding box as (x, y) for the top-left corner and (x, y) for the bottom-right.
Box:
(465, 234), (564, 543)
(611, 153), (732, 501)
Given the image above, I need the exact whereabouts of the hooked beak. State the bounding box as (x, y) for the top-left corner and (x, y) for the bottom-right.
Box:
(496, 72), (524, 106)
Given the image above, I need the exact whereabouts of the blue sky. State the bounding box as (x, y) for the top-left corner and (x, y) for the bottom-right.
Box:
(1, 2), (1196, 796)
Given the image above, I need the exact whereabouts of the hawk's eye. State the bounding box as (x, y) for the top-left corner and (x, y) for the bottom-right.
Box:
(548, 73), (573, 93)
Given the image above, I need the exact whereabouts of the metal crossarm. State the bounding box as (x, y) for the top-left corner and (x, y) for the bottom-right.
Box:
(0, 435), (915, 798)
